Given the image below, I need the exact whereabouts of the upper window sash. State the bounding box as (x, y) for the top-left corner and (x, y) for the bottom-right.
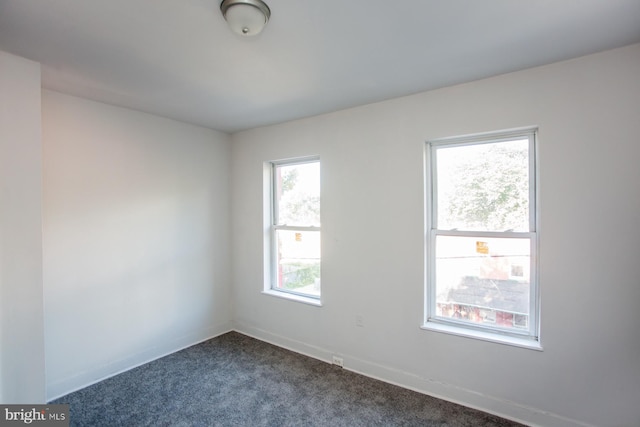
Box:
(272, 156), (320, 227)
(428, 128), (536, 233)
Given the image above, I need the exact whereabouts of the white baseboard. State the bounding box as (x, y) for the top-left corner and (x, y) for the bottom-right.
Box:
(233, 322), (595, 427)
(46, 322), (233, 402)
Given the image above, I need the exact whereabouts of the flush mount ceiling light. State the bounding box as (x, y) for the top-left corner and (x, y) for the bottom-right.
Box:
(220, 0), (271, 36)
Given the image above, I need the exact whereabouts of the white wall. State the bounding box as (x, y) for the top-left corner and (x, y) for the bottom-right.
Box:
(231, 44), (640, 427)
(42, 91), (232, 399)
(0, 51), (46, 403)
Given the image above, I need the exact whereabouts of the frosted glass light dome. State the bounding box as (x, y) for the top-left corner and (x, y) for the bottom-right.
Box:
(221, 0), (271, 36)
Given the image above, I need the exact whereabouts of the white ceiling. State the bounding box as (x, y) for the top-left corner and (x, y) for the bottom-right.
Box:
(1, 0), (639, 133)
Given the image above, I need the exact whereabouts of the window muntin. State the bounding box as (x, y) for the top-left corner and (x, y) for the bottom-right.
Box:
(426, 129), (538, 341)
(271, 159), (320, 298)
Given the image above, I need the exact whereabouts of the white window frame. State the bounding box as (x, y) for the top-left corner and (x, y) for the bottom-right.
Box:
(263, 156), (321, 306)
(422, 127), (541, 350)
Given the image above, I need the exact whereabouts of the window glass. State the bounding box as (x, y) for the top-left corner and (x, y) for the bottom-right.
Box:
(434, 235), (531, 331)
(436, 139), (529, 232)
(275, 229), (321, 297)
(275, 162), (320, 227)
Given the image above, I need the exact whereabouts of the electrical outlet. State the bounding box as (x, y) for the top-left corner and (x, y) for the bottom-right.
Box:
(355, 314), (364, 327)
(332, 356), (344, 368)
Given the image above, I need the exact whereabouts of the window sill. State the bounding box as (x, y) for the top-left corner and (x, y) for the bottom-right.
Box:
(421, 321), (542, 351)
(262, 289), (322, 307)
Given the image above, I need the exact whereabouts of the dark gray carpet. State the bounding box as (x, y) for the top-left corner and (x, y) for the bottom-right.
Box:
(51, 332), (524, 426)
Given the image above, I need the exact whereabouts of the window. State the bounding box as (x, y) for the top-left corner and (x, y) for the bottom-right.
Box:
(268, 157), (321, 302)
(424, 128), (539, 347)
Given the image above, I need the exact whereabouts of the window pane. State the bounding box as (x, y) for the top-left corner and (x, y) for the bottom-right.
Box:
(275, 162), (320, 226)
(434, 235), (530, 331)
(436, 139), (529, 231)
(275, 229), (321, 297)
